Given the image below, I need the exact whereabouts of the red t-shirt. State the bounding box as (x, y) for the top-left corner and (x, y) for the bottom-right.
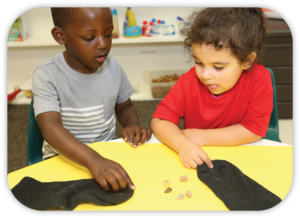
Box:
(152, 64), (273, 137)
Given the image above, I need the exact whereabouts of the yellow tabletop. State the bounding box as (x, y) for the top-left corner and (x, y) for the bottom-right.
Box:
(8, 142), (293, 211)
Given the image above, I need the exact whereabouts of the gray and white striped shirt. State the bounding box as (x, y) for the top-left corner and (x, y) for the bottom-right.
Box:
(32, 53), (134, 159)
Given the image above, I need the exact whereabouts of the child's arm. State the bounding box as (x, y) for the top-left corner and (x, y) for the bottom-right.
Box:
(115, 98), (151, 147)
(36, 111), (135, 192)
(151, 118), (213, 169)
(182, 124), (261, 146)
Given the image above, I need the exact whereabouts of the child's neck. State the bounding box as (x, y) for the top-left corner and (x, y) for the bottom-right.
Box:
(210, 91), (223, 98)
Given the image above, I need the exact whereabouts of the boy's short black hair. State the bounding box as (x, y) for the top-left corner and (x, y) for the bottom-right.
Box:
(51, 8), (79, 31)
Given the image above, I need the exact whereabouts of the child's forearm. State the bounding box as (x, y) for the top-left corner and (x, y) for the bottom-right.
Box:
(183, 124), (261, 146)
(150, 118), (190, 153)
(37, 112), (103, 169)
(115, 99), (140, 128)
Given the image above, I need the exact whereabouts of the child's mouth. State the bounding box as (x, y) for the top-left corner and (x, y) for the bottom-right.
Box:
(207, 84), (219, 90)
(95, 56), (106, 62)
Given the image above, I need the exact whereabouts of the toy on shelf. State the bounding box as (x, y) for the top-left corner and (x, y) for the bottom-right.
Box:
(157, 20), (162, 34)
(111, 9), (119, 38)
(7, 87), (21, 103)
(142, 21), (152, 37)
(123, 7), (142, 38)
(8, 15), (28, 42)
(150, 18), (156, 34)
(146, 18), (175, 36)
(150, 18), (162, 34)
(161, 20), (175, 36)
(177, 16), (189, 35)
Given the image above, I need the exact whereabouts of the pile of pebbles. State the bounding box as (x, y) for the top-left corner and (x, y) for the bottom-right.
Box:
(163, 176), (192, 200)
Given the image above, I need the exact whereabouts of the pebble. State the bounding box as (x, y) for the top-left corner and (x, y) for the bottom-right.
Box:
(177, 194), (184, 200)
(164, 187), (172, 193)
(185, 191), (192, 198)
(180, 175), (188, 182)
(163, 180), (171, 187)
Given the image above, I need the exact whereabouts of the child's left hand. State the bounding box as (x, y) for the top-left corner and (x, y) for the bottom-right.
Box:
(122, 125), (151, 147)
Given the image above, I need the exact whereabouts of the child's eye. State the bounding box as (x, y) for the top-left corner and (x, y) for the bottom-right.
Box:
(194, 61), (202, 65)
(83, 37), (95, 41)
(214, 66), (224, 70)
(105, 34), (113, 38)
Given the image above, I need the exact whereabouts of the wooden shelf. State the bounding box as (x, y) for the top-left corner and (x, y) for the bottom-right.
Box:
(7, 34), (185, 48)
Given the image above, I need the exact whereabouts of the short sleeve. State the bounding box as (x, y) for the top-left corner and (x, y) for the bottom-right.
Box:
(152, 76), (186, 125)
(32, 67), (60, 118)
(115, 60), (134, 104)
(240, 71), (273, 137)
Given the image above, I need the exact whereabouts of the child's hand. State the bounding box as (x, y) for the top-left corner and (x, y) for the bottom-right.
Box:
(178, 142), (213, 169)
(122, 125), (151, 148)
(87, 156), (135, 192)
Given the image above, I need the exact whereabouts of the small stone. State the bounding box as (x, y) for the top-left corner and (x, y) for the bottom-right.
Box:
(185, 191), (192, 198)
(165, 187), (172, 193)
(180, 175), (188, 182)
(163, 180), (171, 187)
(177, 194), (184, 200)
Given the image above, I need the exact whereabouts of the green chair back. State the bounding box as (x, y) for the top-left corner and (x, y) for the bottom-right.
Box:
(263, 68), (280, 142)
(27, 97), (44, 166)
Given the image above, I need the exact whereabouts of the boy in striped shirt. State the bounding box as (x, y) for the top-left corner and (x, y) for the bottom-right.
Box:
(32, 8), (151, 192)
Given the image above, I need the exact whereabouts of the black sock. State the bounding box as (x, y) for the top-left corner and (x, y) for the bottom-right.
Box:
(11, 177), (134, 211)
(197, 160), (281, 210)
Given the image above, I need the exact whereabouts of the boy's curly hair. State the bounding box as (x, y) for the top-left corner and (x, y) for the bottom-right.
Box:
(51, 8), (79, 31)
(184, 8), (268, 70)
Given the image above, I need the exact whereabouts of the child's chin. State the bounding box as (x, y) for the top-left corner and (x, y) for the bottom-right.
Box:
(211, 91), (225, 96)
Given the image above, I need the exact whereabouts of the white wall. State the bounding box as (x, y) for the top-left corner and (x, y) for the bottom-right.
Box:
(23, 7), (198, 37)
(7, 7), (200, 94)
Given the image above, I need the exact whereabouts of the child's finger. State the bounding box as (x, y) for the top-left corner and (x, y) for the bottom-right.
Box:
(112, 170), (127, 190)
(189, 159), (198, 169)
(95, 176), (110, 192)
(118, 167), (135, 190)
(128, 131), (135, 146)
(134, 131), (142, 145)
(105, 173), (121, 192)
(200, 153), (214, 169)
(146, 130), (151, 141)
(122, 129), (128, 142)
(139, 131), (148, 144)
(183, 161), (192, 169)
(194, 155), (204, 166)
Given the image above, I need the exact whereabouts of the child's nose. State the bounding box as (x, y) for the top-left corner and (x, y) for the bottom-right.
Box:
(95, 36), (107, 49)
(202, 68), (213, 80)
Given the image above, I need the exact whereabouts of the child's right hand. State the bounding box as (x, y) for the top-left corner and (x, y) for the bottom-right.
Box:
(87, 156), (135, 192)
(178, 142), (214, 169)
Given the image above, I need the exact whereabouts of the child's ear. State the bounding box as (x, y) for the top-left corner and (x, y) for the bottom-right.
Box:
(242, 52), (257, 70)
(51, 26), (66, 45)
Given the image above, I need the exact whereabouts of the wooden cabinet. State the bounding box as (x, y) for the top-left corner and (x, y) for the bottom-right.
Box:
(264, 19), (293, 118)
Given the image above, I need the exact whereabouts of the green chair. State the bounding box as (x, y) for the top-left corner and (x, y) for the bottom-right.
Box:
(27, 97), (44, 166)
(263, 68), (280, 142)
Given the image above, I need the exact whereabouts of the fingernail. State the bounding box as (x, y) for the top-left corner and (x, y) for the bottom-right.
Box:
(139, 143), (141, 145)
(210, 164), (214, 169)
(131, 185), (135, 190)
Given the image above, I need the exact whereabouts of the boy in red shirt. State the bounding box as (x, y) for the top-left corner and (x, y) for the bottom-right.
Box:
(151, 8), (273, 169)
